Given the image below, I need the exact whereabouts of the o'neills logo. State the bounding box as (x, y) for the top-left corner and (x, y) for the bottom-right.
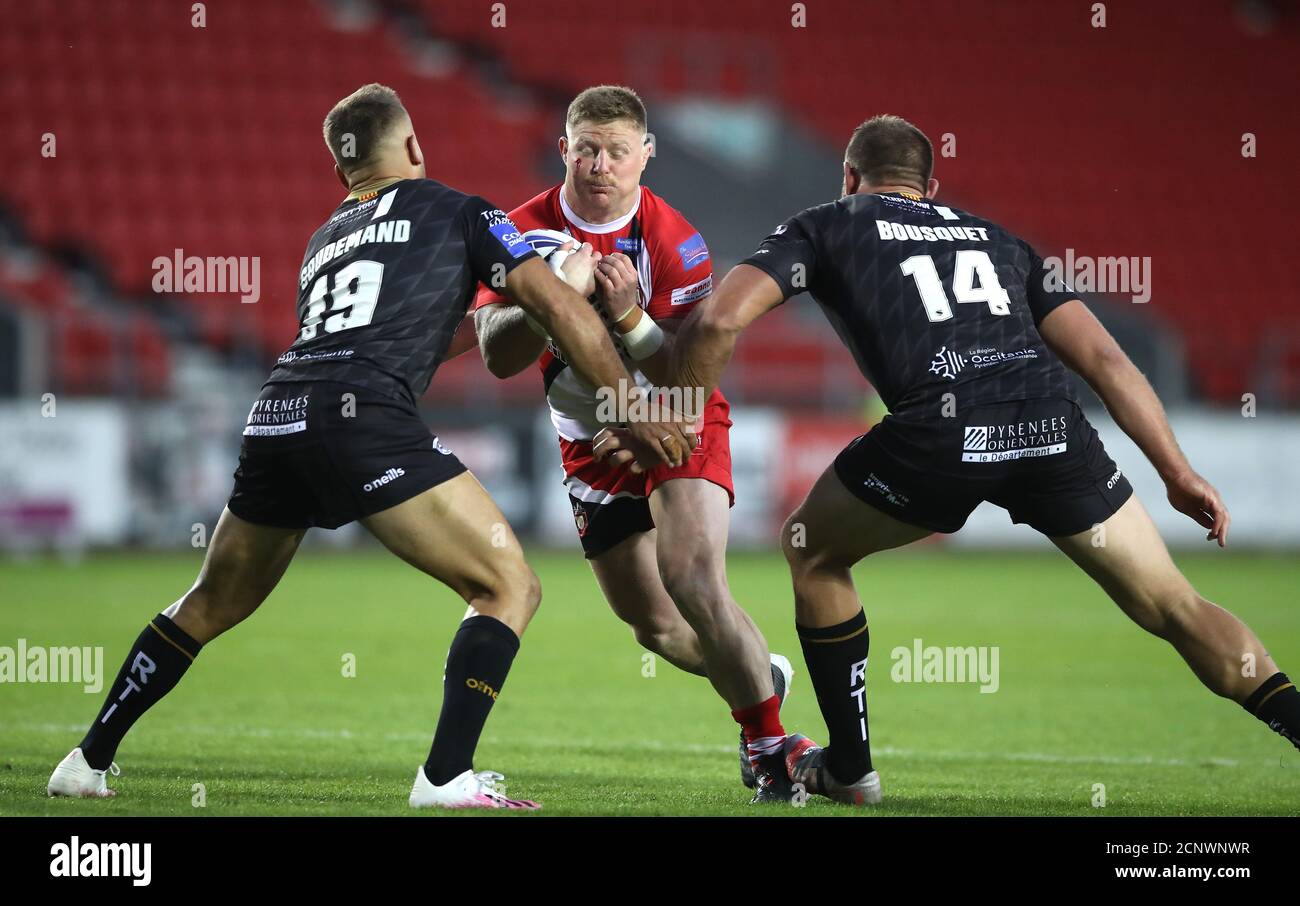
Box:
(466, 677), (498, 699)
(363, 467), (405, 492)
(50, 837), (151, 886)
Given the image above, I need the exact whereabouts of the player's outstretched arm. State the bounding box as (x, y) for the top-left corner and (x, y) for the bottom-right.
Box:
(594, 263), (779, 473)
(503, 254), (695, 468)
(1038, 299), (1230, 545)
(671, 263), (786, 398)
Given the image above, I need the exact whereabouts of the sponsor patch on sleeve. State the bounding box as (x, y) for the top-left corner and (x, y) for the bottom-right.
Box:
(484, 210), (531, 258)
(677, 232), (710, 270)
(670, 274), (713, 306)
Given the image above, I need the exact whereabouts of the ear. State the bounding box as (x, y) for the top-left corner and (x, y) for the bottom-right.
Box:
(925, 176), (940, 199)
(842, 162), (861, 196)
(640, 133), (653, 169)
(406, 133), (423, 168)
(335, 163), (350, 191)
(558, 135), (569, 162)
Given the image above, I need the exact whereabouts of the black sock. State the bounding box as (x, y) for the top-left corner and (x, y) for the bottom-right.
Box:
(1243, 672), (1300, 752)
(80, 613), (202, 770)
(424, 615), (520, 785)
(798, 609), (872, 784)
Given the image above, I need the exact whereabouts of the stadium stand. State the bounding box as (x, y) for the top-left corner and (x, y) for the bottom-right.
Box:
(1, 0), (1296, 404)
(0, 0), (549, 400)
(413, 0), (1300, 404)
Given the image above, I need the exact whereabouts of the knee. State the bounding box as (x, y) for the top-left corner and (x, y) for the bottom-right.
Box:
(1135, 587), (1207, 639)
(1161, 590), (1214, 637)
(780, 513), (808, 569)
(498, 560), (542, 618)
(521, 566), (543, 616)
(172, 580), (254, 641)
(630, 619), (679, 655)
(657, 554), (729, 628)
(481, 559), (542, 622)
(781, 512), (850, 580)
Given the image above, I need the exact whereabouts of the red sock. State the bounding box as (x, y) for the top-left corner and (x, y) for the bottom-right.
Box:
(732, 695), (786, 762)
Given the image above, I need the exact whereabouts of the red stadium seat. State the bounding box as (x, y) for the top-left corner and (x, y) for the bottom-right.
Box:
(1, 0), (1296, 402)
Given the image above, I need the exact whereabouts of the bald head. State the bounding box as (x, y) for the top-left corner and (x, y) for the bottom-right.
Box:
(323, 84), (421, 186)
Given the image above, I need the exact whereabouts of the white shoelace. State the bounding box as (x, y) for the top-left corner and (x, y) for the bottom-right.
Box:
(473, 771), (510, 802)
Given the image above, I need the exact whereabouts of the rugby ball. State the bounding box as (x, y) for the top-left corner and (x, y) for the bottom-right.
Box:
(522, 228), (576, 277)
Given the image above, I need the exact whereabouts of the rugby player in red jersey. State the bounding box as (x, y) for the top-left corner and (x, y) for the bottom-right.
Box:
(472, 86), (794, 800)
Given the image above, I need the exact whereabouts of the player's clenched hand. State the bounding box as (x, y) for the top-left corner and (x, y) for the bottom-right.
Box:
(591, 427), (637, 470)
(1165, 468), (1230, 547)
(593, 417), (699, 472)
(558, 241), (601, 296)
(593, 252), (639, 323)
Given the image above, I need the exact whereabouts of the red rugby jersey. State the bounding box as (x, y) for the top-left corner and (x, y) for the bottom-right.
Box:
(473, 184), (717, 441)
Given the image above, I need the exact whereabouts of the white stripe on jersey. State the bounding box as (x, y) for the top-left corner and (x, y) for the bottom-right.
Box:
(565, 473), (646, 505)
(372, 189), (397, 220)
(636, 241), (652, 308)
(559, 185), (642, 233)
(547, 367), (657, 441)
(547, 185), (655, 442)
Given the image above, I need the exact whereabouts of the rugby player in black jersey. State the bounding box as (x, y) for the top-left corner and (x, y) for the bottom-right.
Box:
(608, 114), (1300, 805)
(47, 84), (695, 810)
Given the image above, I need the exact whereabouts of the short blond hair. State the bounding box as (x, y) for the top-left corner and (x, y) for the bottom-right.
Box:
(566, 85), (647, 133)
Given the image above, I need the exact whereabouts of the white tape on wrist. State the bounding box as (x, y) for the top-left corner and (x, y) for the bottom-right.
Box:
(620, 312), (664, 360)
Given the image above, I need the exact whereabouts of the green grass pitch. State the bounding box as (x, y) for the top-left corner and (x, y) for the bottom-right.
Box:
(1, 547), (1297, 817)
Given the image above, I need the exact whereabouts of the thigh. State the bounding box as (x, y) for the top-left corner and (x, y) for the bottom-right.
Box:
(647, 477), (731, 574)
(312, 386), (469, 529)
(789, 463), (933, 567)
(829, 421), (980, 538)
(361, 470), (530, 604)
(589, 528), (682, 632)
(1049, 493), (1194, 626)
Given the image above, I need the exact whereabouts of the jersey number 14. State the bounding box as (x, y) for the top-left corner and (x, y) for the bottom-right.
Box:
(899, 250), (1010, 322)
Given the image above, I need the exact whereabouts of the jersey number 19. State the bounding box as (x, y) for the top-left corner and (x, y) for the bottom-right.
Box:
(300, 259), (385, 341)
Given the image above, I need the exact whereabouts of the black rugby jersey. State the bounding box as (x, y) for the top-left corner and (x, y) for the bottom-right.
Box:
(742, 192), (1076, 417)
(268, 178), (536, 404)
